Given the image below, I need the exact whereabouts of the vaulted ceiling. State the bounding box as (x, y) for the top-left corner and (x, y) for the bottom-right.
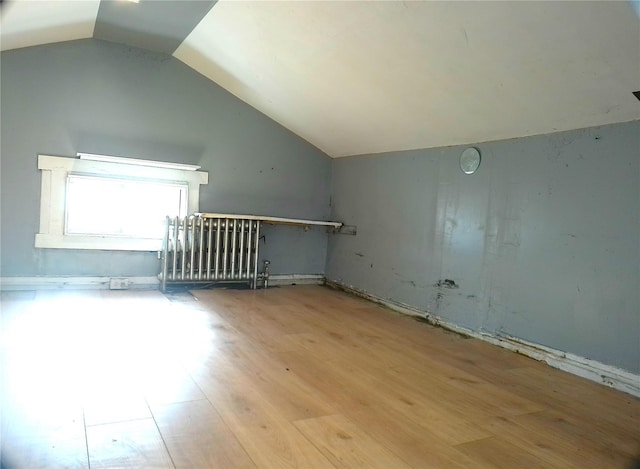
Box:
(2, 0), (639, 158)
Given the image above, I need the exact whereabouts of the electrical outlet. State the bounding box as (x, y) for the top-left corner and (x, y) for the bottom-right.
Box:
(109, 278), (130, 290)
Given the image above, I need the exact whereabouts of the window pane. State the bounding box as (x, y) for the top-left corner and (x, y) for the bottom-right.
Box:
(66, 175), (187, 238)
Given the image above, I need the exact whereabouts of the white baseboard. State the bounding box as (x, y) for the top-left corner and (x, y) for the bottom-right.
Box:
(325, 279), (640, 398)
(0, 276), (160, 291)
(0, 274), (325, 292)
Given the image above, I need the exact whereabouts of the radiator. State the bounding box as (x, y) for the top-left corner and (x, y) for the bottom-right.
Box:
(160, 214), (261, 291)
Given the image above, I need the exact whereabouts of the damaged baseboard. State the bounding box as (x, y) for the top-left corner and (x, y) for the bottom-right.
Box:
(267, 274), (325, 286)
(483, 333), (640, 398)
(3, 274), (636, 396)
(325, 279), (640, 398)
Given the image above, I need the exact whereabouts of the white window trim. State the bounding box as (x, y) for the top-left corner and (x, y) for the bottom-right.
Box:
(35, 154), (208, 251)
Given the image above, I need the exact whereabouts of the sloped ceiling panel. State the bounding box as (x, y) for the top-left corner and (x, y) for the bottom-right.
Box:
(2, 0), (639, 158)
(0, 0), (100, 51)
(175, 1), (640, 157)
(94, 0), (215, 54)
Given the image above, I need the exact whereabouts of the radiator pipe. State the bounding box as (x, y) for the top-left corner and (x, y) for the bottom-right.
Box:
(160, 216), (169, 292)
(180, 217), (187, 280)
(231, 219), (237, 279)
(197, 216), (205, 280)
(252, 220), (261, 289)
(172, 216), (179, 281)
(223, 218), (229, 280)
(214, 218), (221, 280)
(245, 220), (252, 280)
(206, 219), (213, 280)
(189, 216), (196, 280)
(239, 220), (245, 278)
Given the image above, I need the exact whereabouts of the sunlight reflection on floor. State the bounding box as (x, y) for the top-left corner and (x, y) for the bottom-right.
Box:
(1, 289), (222, 467)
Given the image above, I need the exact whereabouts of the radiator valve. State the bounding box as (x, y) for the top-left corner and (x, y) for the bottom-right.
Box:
(262, 260), (271, 289)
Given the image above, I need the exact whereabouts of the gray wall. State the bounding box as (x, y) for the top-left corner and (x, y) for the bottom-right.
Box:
(0, 39), (331, 278)
(327, 121), (640, 373)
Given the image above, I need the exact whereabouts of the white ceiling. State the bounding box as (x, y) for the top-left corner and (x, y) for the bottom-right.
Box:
(2, 0), (639, 158)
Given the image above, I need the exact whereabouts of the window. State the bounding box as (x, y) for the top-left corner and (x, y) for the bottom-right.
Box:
(36, 154), (208, 251)
(65, 175), (188, 238)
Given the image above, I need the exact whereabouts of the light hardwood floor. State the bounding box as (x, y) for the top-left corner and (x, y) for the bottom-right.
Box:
(1, 285), (638, 468)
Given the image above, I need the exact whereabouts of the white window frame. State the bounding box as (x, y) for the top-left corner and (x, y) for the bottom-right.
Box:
(35, 154), (208, 251)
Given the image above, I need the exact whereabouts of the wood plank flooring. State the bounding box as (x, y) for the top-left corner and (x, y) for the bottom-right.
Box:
(1, 285), (638, 468)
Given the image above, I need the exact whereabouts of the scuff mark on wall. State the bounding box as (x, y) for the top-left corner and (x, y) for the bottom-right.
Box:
(435, 279), (459, 289)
